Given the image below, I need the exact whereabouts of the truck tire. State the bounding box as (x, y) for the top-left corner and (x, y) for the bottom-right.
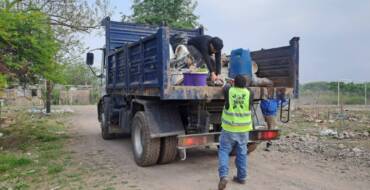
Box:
(131, 112), (160, 166)
(101, 99), (114, 140)
(158, 136), (178, 164)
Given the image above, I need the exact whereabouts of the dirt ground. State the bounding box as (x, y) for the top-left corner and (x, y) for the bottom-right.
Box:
(66, 105), (370, 190)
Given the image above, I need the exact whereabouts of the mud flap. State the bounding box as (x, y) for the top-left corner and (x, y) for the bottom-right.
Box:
(133, 100), (185, 138)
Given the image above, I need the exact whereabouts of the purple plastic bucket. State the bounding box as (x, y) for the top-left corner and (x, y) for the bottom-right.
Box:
(183, 73), (208, 86)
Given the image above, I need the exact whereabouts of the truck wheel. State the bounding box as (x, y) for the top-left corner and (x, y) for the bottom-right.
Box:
(131, 112), (160, 166)
(158, 136), (178, 164)
(101, 106), (114, 140)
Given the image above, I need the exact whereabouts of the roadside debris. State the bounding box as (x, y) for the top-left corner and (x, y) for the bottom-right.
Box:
(273, 134), (370, 167)
(28, 107), (74, 114)
(319, 128), (337, 136)
(363, 131), (369, 137)
(338, 144), (345, 149)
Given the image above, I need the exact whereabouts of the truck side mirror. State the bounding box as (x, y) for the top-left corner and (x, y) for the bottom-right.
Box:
(86, 52), (94, 66)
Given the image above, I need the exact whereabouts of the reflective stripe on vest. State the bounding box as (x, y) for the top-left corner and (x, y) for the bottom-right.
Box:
(223, 110), (251, 117)
(221, 87), (253, 132)
(221, 118), (252, 127)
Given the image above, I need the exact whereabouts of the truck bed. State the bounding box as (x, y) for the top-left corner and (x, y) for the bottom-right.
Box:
(103, 18), (299, 100)
(163, 86), (293, 100)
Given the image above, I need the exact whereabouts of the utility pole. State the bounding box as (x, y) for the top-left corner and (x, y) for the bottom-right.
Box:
(365, 82), (367, 105)
(337, 81), (340, 108)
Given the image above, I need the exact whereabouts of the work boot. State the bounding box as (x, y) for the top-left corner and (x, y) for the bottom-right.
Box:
(232, 176), (246, 184)
(218, 177), (228, 190)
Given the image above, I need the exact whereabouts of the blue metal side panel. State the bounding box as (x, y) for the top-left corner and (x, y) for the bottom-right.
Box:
(107, 55), (114, 89)
(127, 34), (161, 91)
(102, 17), (203, 53)
(115, 49), (126, 89)
(106, 49), (126, 90)
(157, 27), (170, 97)
(102, 17), (204, 97)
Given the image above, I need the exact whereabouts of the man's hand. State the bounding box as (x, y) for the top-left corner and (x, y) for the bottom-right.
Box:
(210, 72), (218, 81)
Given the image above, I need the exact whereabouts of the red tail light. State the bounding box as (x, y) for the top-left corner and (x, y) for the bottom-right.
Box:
(180, 136), (208, 147)
(178, 133), (219, 148)
(250, 130), (280, 141)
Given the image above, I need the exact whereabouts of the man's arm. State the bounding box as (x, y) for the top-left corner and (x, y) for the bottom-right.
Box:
(224, 84), (231, 110)
(215, 51), (221, 75)
(250, 91), (254, 109)
(247, 87), (254, 111)
(203, 51), (215, 73)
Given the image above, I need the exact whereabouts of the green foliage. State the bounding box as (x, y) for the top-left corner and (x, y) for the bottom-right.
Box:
(52, 88), (60, 105)
(47, 164), (64, 174)
(63, 62), (100, 85)
(90, 85), (101, 104)
(301, 81), (369, 95)
(0, 0), (111, 86)
(0, 8), (63, 84)
(3, 0), (112, 63)
(300, 81), (369, 105)
(0, 74), (8, 88)
(130, 0), (199, 29)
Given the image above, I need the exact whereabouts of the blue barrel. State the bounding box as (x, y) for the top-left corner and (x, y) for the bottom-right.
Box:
(229, 48), (252, 79)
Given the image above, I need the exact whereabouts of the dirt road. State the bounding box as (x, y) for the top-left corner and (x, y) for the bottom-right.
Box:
(66, 106), (370, 190)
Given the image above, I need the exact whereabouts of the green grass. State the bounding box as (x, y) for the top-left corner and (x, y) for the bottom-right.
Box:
(0, 154), (32, 172)
(103, 187), (116, 190)
(47, 164), (64, 174)
(0, 111), (75, 189)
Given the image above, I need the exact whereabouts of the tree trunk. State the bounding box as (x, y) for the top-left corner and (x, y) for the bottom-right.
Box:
(46, 80), (52, 113)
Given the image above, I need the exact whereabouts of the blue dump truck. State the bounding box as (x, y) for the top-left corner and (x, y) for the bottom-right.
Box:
(86, 17), (299, 166)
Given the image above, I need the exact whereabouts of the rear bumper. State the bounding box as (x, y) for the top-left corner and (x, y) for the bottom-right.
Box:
(177, 129), (280, 149)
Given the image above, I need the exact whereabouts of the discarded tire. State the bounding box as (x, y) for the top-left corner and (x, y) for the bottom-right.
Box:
(158, 136), (178, 164)
(131, 112), (160, 166)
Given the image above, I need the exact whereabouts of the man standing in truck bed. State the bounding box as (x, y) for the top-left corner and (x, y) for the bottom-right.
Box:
(218, 75), (253, 190)
(187, 35), (224, 85)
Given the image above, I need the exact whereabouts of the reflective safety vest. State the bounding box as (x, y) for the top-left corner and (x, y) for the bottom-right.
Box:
(221, 87), (253, 132)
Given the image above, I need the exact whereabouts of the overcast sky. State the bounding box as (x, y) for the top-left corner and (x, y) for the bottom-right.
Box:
(84, 0), (370, 83)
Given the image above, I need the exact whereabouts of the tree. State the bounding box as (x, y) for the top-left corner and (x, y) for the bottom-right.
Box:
(129, 0), (199, 29)
(1, 0), (111, 113)
(2, 0), (111, 63)
(0, 8), (62, 85)
(63, 62), (100, 86)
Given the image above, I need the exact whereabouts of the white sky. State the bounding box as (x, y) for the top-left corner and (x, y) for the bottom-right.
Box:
(84, 0), (370, 83)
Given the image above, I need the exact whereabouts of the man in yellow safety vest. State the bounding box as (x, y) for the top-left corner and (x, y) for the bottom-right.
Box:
(218, 75), (253, 190)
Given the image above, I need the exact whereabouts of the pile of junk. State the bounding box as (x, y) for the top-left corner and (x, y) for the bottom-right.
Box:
(168, 33), (274, 87)
(168, 33), (293, 138)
